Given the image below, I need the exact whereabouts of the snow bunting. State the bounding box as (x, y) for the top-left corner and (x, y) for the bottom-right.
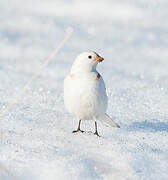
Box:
(64, 51), (120, 136)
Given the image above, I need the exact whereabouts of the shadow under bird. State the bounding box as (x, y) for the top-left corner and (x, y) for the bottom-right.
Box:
(64, 51), (120, 136)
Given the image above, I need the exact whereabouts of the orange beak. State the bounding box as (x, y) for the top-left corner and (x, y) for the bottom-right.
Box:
(96, 56), (104, 62)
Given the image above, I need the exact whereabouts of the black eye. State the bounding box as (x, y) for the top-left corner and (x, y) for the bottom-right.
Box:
(88, 55), (92, 59)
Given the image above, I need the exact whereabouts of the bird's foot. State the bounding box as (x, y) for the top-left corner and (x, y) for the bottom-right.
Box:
(72, 129), (84, 133)
(94, 131), (100, 137)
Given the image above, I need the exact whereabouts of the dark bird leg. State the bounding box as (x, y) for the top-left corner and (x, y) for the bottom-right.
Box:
(72, 120), (84, 133)
(94, 121), (100, 137)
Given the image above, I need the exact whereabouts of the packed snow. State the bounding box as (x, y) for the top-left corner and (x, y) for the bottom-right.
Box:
(0, 0), (168, 179)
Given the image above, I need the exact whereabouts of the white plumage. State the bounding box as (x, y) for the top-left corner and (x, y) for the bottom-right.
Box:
(64, 51), (119, 136)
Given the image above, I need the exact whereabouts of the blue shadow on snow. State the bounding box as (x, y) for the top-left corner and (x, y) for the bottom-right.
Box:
(128, 120), (168, 132)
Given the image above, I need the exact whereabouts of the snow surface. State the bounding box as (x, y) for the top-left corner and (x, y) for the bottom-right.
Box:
(0, 0), (168, 179)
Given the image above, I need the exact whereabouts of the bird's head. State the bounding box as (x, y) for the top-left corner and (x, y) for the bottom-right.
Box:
(71, 51), (104, 73)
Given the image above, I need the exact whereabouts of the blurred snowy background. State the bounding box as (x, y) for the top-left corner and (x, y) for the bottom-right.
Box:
(0, 0), (168, 179)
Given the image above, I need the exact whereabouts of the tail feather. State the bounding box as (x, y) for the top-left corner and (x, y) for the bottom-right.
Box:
(97, 114), (120, 128)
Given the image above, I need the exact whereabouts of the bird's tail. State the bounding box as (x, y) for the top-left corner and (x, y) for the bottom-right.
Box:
(97, 114), (120, 128)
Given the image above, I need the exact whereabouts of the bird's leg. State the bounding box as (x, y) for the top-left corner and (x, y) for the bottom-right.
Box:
(94, 121), (100, 137)
(72, 120), (84, 133)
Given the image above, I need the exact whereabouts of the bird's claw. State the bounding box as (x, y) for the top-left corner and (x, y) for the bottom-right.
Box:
(94, 131), (100, 137)
(72, 129), (84, 133)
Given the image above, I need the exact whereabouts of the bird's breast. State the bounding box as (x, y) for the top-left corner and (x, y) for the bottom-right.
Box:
(64, 72), (107, 119)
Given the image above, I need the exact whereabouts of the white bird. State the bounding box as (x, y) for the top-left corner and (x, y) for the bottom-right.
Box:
(64, 51), (120, 136)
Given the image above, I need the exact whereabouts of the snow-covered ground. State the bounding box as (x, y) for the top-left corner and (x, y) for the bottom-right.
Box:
(0, 0), (168, 179)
